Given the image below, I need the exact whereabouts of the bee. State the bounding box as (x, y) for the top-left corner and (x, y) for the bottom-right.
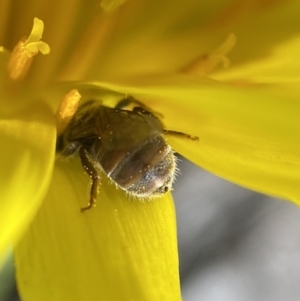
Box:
(56, 96), (198, 212)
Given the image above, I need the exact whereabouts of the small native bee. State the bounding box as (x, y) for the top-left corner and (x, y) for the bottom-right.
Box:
(56, 96), (198, 212)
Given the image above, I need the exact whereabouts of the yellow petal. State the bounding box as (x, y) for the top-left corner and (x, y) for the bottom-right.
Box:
(60, 0), (230, 81)
(215, 35), (300, 84)
(85, 76), (300, 203)
(15, 158), (180, 300)
(101, 0), (128, 12)
(0, 101), (55, 265)
(0, 48), (9, 91)
(213, 0), (300, 84)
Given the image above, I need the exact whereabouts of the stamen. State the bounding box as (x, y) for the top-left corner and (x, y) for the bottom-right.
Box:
(182, 33), (236, 76)
(56, 89), (81, 135)
(7, 18), (50, 80)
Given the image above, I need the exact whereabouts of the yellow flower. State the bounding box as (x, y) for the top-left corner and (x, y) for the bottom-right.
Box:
(0, 0), (300, 300)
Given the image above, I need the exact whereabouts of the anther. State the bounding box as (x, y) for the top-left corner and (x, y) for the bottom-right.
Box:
(56, 89), (81, 135)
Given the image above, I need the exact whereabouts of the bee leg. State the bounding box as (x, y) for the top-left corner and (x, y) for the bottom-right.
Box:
(162, 130), (199, 141)
(115, 95), (145, 109)
(133, 106), (164, 119)
(116, 96), (163, 118)
(132, 107), (157, 118)
(79, 147), (100, 212)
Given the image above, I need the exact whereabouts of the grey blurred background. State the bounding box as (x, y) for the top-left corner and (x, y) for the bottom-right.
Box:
(1, 158), (300, 301)
(175, 158), (300, 301)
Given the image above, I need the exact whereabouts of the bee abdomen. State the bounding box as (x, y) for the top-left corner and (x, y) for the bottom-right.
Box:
(98, 135), (175, 197)
(127, 150), (175, 197)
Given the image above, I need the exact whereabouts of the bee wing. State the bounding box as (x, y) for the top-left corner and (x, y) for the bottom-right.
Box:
(67, 113), (99, 141)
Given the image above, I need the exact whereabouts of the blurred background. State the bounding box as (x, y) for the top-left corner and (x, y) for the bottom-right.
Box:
(1, 157), (300, 301)
(175, 158), (300, 301)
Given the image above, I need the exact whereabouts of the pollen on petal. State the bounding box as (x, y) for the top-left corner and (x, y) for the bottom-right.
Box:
(182, 33), (237, 76)
(56, 89), (81, 135)
(7, 18), (50, 80)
